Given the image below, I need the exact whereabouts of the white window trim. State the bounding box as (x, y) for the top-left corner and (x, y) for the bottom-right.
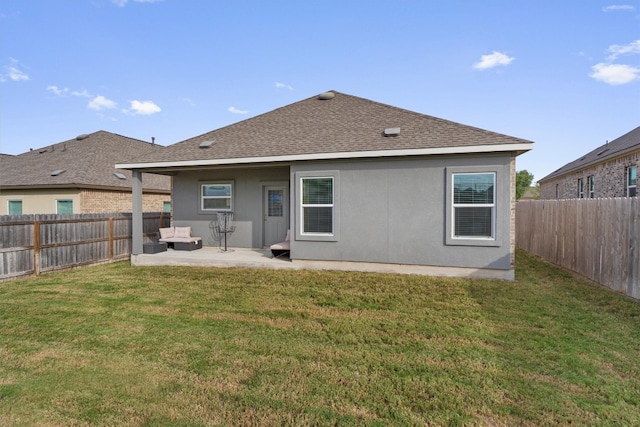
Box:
(627, 166), (637, 197)
(200, 182), (233, 212)
(587, 175), (595, 198)
(300, 176), (334, 237)
(295, 171), (340, 242)
(451, 172), (496, 241)
(578, 178), (584, 199)
(445, 166), (501, 247)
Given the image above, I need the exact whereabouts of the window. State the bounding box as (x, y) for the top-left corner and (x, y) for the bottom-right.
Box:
(301, 177), (334, 235)
(163, 201), (171, 213)
(587, 175), (595, 198)
(8, 200), (22, 215)
(628, 166), (637, 197)
(452, 173), (495, 239)
(577, 178), (584, 198)
(201, 183), (233, 211)
(56, 199), (73, 214)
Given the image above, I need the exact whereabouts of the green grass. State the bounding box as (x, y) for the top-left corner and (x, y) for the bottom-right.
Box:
(1, 250), (639, 426)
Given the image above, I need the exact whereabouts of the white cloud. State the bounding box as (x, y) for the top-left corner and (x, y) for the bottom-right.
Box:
(128, 100), (161, 115)
(2, 58), (29, 82)
(47, 86), (92, 97)
(607, 40), (640, 60)
(88, 95), (117, 110)
(590, 63), (640, 85)
(473, 51), (515, 70)
(228, 106), (248, 114)
(71, 89), (91, 98)
(47, 85), (67, 96)
(275, 82), (294, 90)
(602, 5), (635, 12)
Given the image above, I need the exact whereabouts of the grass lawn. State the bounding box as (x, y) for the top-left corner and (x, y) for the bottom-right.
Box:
(0, 250), (639, 426)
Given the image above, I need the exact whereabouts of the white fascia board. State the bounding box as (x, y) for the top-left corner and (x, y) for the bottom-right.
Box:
(116, 143), (533, 170)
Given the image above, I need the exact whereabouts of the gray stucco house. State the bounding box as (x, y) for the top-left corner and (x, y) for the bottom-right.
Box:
(118, 90), (532, 279)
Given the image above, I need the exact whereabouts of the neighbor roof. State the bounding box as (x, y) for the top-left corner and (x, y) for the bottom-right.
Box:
(0, 131), (170, 191)
(118, 90), (532, 172)
(539, 126), (640, 182)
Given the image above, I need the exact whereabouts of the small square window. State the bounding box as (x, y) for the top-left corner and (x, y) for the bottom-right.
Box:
(57, 200), (73, 214)
(8, 200), (22, 215)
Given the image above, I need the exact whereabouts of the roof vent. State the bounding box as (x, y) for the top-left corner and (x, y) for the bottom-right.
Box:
(76, 134), (90, 141)
(596, 148), (609, 156)
(113, 172), (127, 180)
(51, 169), (66, 176)
(318, 91), (335, 100)
(199, 140), (216, 148)
(383, 127), (401, 137)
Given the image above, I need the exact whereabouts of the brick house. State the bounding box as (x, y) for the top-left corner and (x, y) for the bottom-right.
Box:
(0, 131), (171, 214)
(539, 126), (639, 199)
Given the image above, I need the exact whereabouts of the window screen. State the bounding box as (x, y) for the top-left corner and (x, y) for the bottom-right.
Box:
(301, 177), (333, 234)
(453, 173), (495, 238)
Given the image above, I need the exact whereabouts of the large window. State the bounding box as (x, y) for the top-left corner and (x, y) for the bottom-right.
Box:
(56, 199), (73, 214)
(201, 183), (233, 211)
(8, 200), (22, 215)
(628, 166), (637, 197)
(452, 173), (495, 239)
(301, 177), (334, 235)
(587, 175), (595, 198)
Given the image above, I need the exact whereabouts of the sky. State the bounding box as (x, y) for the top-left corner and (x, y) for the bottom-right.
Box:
(1, 0), (639, 183)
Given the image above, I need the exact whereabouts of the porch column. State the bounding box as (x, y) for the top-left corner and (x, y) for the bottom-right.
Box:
(131, 170), (143, 255)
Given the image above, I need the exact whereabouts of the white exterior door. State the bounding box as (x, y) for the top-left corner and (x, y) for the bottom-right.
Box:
(263, 185), (288, 247)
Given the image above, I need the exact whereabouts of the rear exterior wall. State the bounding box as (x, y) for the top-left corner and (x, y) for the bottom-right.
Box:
(170, 154), (516, 271)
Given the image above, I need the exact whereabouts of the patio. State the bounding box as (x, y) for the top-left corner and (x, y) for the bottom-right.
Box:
(130, 246), (510, 279)
(132, 247), (295, 270)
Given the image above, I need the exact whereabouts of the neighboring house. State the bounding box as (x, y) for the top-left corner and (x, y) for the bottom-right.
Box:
(118, 90), (533, 279)
(0, 131), (171, 215)
(539, 126), (639, 200)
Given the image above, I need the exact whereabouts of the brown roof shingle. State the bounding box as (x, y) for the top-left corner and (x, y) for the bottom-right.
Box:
(126, 90), (532, 166)
(0, 131), (170, 191)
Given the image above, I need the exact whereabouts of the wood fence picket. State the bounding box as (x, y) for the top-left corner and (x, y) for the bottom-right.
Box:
(516, 198), (639, 299)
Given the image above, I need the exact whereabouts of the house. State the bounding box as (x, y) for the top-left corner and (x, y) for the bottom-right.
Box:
(539, 126), (639, 200)
(117, 90), (533, 279)
(0, 131), (171, 215)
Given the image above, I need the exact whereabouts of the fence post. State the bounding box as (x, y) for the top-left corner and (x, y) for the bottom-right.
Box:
(33, 219), (41, 276)
(108, 217), (114, 260)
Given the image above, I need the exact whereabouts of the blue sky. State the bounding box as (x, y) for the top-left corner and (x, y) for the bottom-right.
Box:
(1, 0), (638, 183)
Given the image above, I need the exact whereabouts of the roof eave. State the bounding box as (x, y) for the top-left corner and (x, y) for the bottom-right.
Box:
(117, 143), (533, 171)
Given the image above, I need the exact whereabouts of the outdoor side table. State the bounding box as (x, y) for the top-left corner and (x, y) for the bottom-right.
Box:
(143, 241), (168, 254)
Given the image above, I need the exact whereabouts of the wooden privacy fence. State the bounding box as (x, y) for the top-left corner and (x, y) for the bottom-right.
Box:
(0, 212), (170, 280)
(516, 198), (639, 299)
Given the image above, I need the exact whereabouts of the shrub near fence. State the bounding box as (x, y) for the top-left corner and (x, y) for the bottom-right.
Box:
(0, 212), (170, 280)
(516, 198), (639, 299)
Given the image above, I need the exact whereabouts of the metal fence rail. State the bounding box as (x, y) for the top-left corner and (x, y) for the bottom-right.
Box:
(0, 212), (170, 280)
(516, 198), (639, 299)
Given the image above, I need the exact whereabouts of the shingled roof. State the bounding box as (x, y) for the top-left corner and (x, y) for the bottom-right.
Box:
(539, 126), (640, 182)
(0, 131), (170, 191)
(119, 90), (532, 171)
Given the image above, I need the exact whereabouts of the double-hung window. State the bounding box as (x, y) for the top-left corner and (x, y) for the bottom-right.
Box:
(587, 175), (595, 198)
(577, 178), (584, 198)
(627, 166), (637, 197)
(201, 183), (233, 211)
(301, 177), (334, 235)
(452, 172), (496, 239)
